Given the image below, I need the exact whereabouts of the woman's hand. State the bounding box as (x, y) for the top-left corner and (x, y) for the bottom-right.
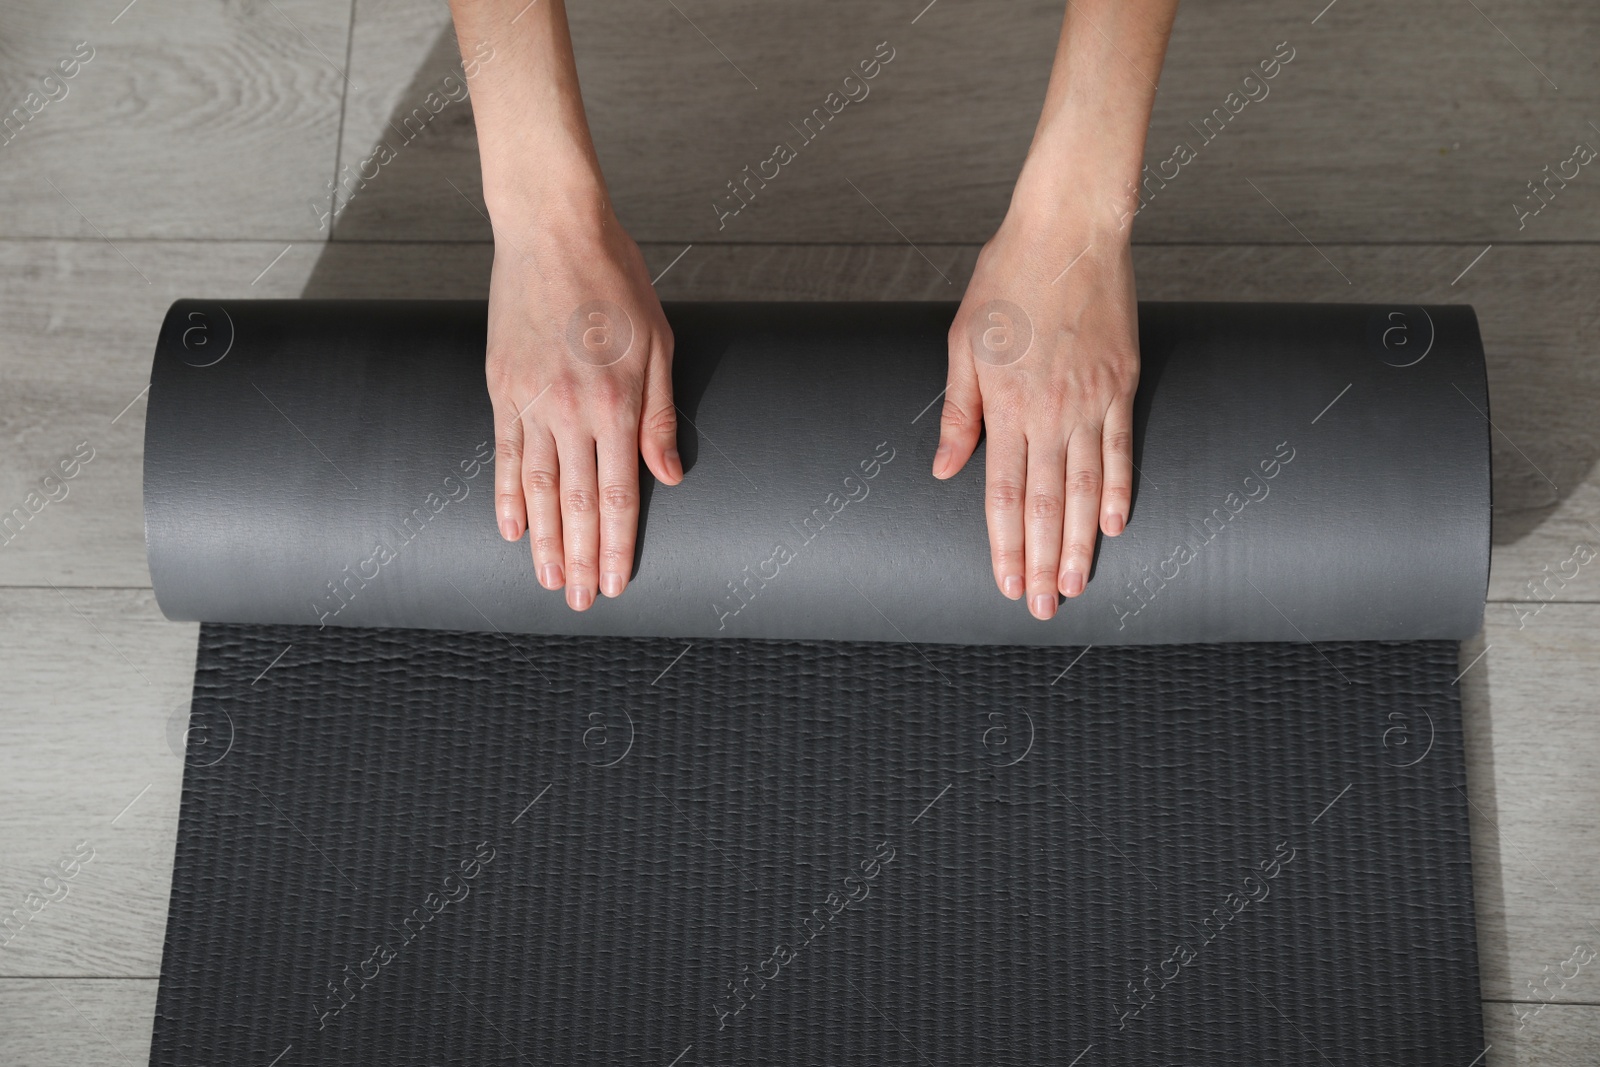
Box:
(451, 0), (681, 611)
(486, 202), (680, 611)
(933, 0), (1174, 620)
(937, 208), (1139, 619)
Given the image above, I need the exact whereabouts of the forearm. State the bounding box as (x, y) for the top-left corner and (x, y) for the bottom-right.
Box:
(1011, 0), (1179, 236)
(449, 0), (608, 226)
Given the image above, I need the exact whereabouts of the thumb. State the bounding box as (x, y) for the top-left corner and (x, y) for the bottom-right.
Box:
(934, 343), (983, 479)
(638, 339), (682, 484)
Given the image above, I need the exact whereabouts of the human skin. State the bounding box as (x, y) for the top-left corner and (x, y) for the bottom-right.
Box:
(450, 0), (680, 612)
(450, 0), (1177, 617)
(937, 0), (1178, 619)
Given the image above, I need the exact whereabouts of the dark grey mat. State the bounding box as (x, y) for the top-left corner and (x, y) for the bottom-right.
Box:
(151, 624), (1483, 1067)
(144, 300), (1490, 645)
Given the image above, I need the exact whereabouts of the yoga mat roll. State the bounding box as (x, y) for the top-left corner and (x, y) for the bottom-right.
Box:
(143, 300), (1489, 645)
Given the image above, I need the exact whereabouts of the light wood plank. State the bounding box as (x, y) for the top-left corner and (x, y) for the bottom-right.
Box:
(1461, 605), (1600, 1002)
(329, 1), (485, 243)
(0, 979), (157, 1067)
(330, 0), (1600, 243)
(0, 1), (351, 239)
(1483, 1002), (1600, 1066)
(0, 590), (196, 978)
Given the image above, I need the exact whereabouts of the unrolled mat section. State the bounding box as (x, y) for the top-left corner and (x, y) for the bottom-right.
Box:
(143, 300), (1490, 646)
(151, 626), (1482, 1067)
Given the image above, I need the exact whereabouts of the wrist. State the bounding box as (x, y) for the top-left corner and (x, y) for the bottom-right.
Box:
(1006, 154), (1139, 247)
(481, 142), (613, 236)
(1007, 95), (1152, 244)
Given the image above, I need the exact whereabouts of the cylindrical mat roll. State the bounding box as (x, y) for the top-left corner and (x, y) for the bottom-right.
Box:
(144, 300), (1489, 646)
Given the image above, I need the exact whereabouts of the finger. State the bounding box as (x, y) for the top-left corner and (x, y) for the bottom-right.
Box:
(1101, 397), (1134, 536)
(1059, 424), (1103, 598)
(934, 343), (983, 479)
(597, 433), (640, 598)
(1024, 437), (1066, 620)
(638, 340), (682, 485)
(985, 429), (1027, 601)
(493, 400), (526, 541)
(557, 433), (600, 611)
(522, 424), (564, 590)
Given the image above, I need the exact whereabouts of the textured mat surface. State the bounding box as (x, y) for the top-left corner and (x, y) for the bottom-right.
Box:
(152, 625), (1483, 1067)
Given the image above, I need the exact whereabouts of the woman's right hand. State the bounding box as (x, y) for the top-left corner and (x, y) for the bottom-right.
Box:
(485, 199), (681, 611)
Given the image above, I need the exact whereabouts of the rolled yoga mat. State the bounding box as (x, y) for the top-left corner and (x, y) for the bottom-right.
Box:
(146, 300), (1490, 1067)
(144, 300), (1490, 645)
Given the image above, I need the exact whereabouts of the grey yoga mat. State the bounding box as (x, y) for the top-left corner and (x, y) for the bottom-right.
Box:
(143, 300), (1489, 645)
(144, 298), (1491, 1067)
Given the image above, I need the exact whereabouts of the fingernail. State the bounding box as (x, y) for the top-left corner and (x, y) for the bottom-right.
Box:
(1002, 574), (1023, 599)
(933, 442), (950, 476)
(499, 517), (518, 541)
(1030, 594), (1056, 620)
(539, 563), (563, 589)
(601, 572), (624, 597)
(1105, 512), (1125, 536)
(570, 586), (593, 611)
(664, 448), (683, 483)
(1062, 570), (1085, 597)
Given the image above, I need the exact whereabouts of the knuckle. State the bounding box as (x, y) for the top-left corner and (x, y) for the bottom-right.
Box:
(601, 545), (633, 571)
(1063, 540), (1096, 563)
(987, 480), (1025, 512)
(1112, 352), (1141, 393)
(940, 397), (977, 434)
(564, 552), (595, 576)
(592, 375), (627, 411)
(992, 548), (1023, 572)
(547, 380), (582, 416)
(599, 482), (637, 513)
(485, 354), (515, 395)
(642, 404), (678, 441)
(987, 390), (1026, 424)
(532, 534), (563, 558)
(1067, 469), (1102, 497)
(1103, 430), (1134, 460)
(523, 467), (559, 495)
(563, 487), (597, 514)
(1028, 492), (1063, 521)
(1042, 379), (1074, 413)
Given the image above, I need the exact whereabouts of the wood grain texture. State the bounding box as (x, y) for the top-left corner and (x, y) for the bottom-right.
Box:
(329, 0), (1600, 243)
(329, 1), (484, 243)
(1484, 1002), (1600, 1065)
(0, 590), (195, 979)
(0, 979), (158, 1067)
(1460, 605), (1600, 1004)
(0, 0), (350, 239)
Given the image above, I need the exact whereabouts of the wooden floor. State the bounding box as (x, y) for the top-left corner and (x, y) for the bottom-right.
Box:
(2, 1), (1597, 1063)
